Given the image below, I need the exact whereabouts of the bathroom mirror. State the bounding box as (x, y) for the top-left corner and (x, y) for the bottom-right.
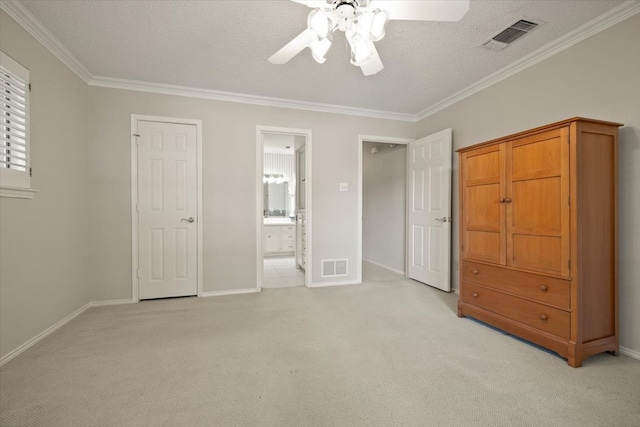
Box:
(264, 182), (289, 217)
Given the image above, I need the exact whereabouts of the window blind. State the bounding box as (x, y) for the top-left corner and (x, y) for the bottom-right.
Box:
(0, 59), (29, 173)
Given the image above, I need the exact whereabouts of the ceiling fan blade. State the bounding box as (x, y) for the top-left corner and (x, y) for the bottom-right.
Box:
(371, 0), (470, 22)
(359, 42), (384, 76)
(269, 29), (318, 65)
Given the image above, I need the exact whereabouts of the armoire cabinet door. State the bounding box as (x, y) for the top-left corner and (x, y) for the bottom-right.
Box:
(506, 127), (571, 277)
(460, 144), (506, 265)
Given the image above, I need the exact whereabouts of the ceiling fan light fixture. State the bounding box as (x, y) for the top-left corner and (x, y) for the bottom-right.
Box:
(335, 1), (357, 19)
(347, 31), (373, 66)
(308, 9), (332, 38)
(369, 9), (389, 41)
(310, 37), (332, 63)
(273, 0), (470, 76)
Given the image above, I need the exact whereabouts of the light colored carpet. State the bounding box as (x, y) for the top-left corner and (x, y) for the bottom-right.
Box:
(1, 263), (639, 427)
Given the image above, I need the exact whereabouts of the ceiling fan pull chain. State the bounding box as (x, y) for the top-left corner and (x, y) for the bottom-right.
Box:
(345, 34), (349, 75)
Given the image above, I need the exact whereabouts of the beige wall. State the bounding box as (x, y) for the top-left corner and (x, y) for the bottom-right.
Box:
(87, 88), (414, 300)
(0, 12), (90, 359)
(362, 142), (406, 272)
(416, 14), (640, 355)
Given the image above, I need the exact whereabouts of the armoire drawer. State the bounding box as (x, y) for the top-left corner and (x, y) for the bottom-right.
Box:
(461, 260), (570, 309)
(461, 282), (570, 339)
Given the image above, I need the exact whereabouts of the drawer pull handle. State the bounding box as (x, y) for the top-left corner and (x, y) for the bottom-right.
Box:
(539, 314), (548, 321)
(539, 285), (548, 291)
(472, 269), (479, 275)
(499, 198), (506, 203)
(472, 292), (479, 298)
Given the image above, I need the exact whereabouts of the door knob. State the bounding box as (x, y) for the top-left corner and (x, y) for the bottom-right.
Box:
(181, 217), (195, 223)
(435, 217), (451, 223)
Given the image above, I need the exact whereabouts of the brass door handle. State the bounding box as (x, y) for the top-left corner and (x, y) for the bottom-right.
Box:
(181, 217), (195, 223)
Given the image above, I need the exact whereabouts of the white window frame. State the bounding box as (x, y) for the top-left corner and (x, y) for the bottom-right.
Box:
(0, 51), (36, 199)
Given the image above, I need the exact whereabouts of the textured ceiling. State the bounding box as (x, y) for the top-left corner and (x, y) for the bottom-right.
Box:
(17, 0), (628, 115)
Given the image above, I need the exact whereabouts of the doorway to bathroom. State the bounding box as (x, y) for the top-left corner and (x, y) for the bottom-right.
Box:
(256, 126), (312, 289)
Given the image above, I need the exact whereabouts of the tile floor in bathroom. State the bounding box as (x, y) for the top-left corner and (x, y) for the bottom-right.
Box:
(263, 256), (305, 288)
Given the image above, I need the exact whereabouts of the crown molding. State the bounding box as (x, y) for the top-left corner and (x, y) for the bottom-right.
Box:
(88, 76), (415, 122)
(415, 0), (640, 122)
(0, 0), (91, 82)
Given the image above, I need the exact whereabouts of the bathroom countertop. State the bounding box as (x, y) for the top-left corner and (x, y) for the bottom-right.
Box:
(263, 218), (295, 226)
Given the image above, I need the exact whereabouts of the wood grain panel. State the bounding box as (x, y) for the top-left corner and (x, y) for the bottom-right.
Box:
(512, 177), (561, 232)
(466, 150), (500, 183)
(511, 132), (561, 179)
(466, 231), (501, 263)
(466, 184), (500, 230)
(578, 129), (616, 342)
(512, 234), (562, 274)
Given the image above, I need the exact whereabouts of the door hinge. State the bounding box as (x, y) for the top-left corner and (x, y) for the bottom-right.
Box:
(568, 260), (571, 269)
(28, 83), (31, 92)
(29, 167), (32, 177)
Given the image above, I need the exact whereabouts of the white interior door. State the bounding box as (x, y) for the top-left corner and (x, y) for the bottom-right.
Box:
(407, 129), (452, 291)
(137, 120), (198, 299)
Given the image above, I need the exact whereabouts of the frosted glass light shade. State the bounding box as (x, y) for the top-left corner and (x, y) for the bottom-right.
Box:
(370, 10), (388, 41)
(347, 31), (373, 66)
(311, 38), (332, 63)
(308, 9), (330, 38)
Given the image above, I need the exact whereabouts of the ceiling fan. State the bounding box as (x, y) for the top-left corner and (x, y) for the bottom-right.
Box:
(269, 0), (470, 76)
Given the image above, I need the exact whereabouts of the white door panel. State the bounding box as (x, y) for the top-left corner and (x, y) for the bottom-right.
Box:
(138, 121), (198, 299)
(408, 129), (452, 291)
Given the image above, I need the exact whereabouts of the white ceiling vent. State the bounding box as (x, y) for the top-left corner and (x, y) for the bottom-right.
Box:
(322, 259), (348, 277)
(483, 19), (539, 51)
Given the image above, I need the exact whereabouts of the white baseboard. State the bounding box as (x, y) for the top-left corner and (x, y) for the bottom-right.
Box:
(307, 280), (360, 288)
(200, 288), (260, 298)
(91, 299), (136, 307)
(0, 302), (92, 367)
(362, 258), (406, 276)
(620, 346), (640, 361)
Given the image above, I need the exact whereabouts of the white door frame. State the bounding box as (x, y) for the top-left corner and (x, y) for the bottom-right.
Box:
(131, 114), (203, 302)
(256, 126), (312, 289)
(357, 135), (414, 283)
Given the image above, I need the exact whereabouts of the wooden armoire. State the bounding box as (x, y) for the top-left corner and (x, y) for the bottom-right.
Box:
(457, 117), (621, 367)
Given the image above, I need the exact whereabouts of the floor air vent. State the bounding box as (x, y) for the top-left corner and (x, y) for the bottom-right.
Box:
(483, 19), (539, 51)
(322, 259), (348, 277)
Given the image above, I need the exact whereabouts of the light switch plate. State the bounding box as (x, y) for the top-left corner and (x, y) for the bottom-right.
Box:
(339, 183), (348, 192)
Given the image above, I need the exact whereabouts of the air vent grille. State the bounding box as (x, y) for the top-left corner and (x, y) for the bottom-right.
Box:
(322, 259), (348, 277)
(484, 19), (539, 50)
